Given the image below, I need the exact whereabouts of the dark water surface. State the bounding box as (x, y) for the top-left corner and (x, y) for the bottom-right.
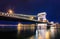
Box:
(0, 27), (60, 39)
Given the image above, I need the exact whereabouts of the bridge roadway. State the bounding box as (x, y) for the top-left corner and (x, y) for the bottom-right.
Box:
(0, 12), (48, 24)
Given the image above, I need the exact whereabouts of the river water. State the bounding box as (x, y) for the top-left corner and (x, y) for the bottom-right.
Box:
(0, 26), (60, 39)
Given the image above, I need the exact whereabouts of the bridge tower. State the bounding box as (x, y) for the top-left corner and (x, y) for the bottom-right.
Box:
(35, 12), (48, 39)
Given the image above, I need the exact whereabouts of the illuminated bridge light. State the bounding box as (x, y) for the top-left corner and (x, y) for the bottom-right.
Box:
(1, 13), (5, 15)
(7, 9), (14, 14)
(29, 16), (34, 20)
(4, 13), (8, 16)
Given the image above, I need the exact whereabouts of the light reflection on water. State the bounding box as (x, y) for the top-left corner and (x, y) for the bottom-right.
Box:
(27, 27), (60, 39)
(0, 25), (60, 39)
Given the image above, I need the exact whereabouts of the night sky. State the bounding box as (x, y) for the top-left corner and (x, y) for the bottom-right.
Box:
(0, 0), (60, 24)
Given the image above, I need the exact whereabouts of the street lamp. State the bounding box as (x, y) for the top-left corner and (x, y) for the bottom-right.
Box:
(7, 9), (14, 14)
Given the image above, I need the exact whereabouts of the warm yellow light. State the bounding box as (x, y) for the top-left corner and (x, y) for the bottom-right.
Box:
(17, 23), (22, 34)
(38, 35), (43, 39)
(46, 30), (50, 39)
(43, 20), (48, 22)
(29, 16), (34, 20)
(7, 9), (14, 14)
